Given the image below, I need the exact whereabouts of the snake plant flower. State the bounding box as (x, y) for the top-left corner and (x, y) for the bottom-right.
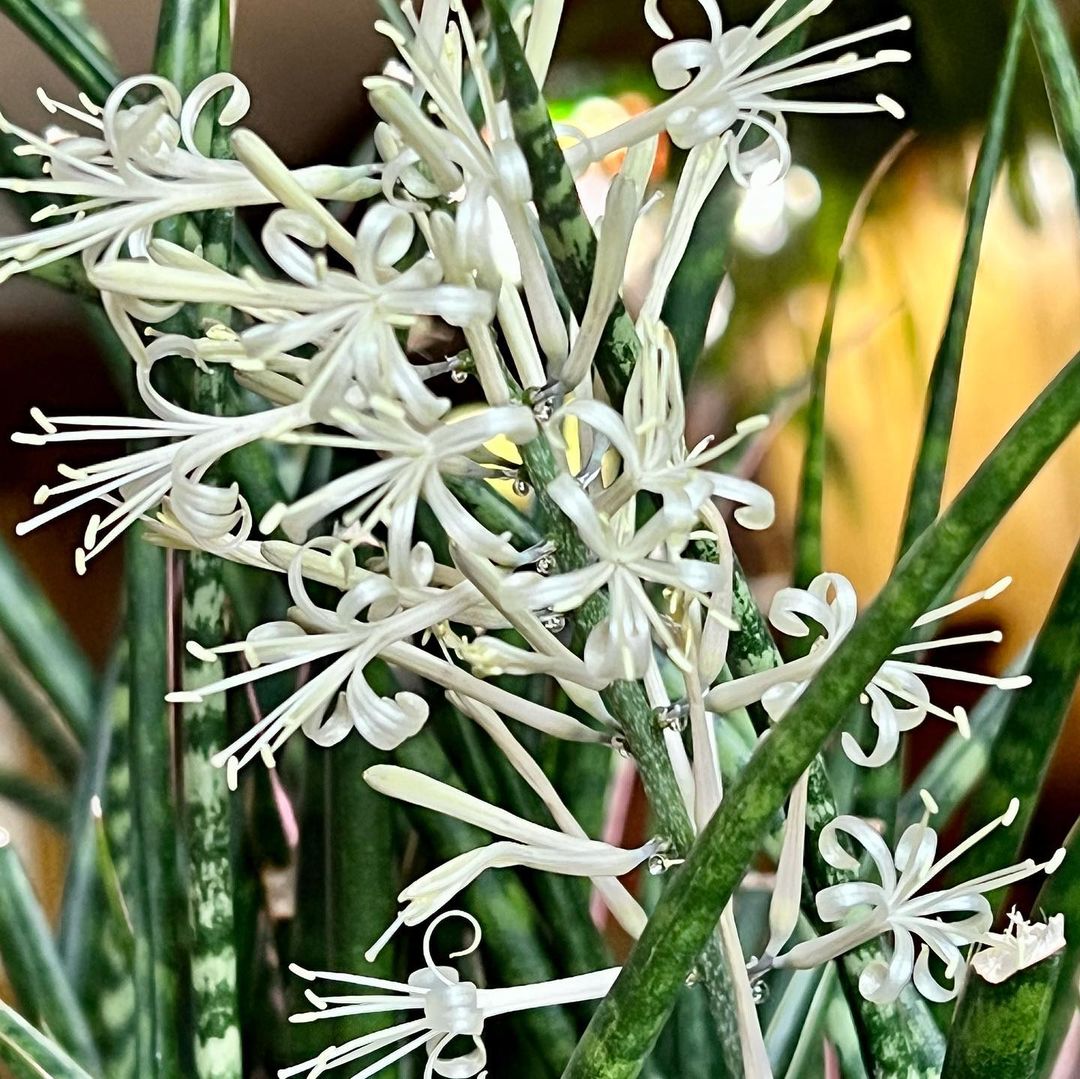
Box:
(11, 367), (295, 573)
(260, 402), (539, 582)
(282, 911), (620, 1079)
(971, 910), (1067, 984)
(93, 193), (494, 426)
(770, 793), (1067, 1002)
(0, 74), (378, 280)
(504, 473), (728, 681)
(171, 543), (603, 786)
(363, 765), (663, 956)
(566, 0), (909, 184)
(706, 573), (1030, 768)
(555, 319), (774, 528)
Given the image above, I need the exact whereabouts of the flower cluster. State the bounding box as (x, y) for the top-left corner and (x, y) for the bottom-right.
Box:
(4, 1), (1066, 1076)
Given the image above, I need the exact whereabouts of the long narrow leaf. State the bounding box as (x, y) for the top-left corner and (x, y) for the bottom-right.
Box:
(1029, 0), (1080, 210)
(0, 769), (67, 829)
(0, 538), (95, 745)
(0, 830), (99, 1072)
(897, 0), (1029, 554)
(563, 349), (1080, 1078)
(952, 538), (1080, 893)
(1035, 818), (1080, 1077)
(0, 1000), (94, 1079)
(125, 527), (183, 1078)
(58, 649), (122, 989)
(0, 0), (116, 100)
(0, 645), (80, 783)
(793, 134), (914, 591)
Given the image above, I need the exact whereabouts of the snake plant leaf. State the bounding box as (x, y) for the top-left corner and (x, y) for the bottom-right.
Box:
(1034, 818), (1080, 1077)
(0, 830), (100, 1073)
(793, 134), (914, 592)
(0, 999), (95, 1079)
(57, 648), (122, 990)
(0, 769), (67, 829)
(941, 953), (1063, 1079)
(0, 538), (95, 747)
(563, 349), (1080, 1079)
(125, 527), (184, 1078)
(0, 0), (116, 100)
(951, 538), (1080, 897)
(1029, 0), (1080, 212)
(897, 0), (1029, 556)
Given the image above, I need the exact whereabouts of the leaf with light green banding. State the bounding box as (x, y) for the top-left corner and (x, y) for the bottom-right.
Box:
(0, 0), (116, 100)
(1029, 0), (1080, 211)
(0, 769), (67, 829)
(0, 999), (94, 1079)
(563, 349), (1080, 1079)
(898, 0), (1028, 555)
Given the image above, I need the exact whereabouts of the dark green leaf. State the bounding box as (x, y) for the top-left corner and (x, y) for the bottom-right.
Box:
(1029, 0), (1080, 212)
(125, 527), (183, 1078)
(1035, 818), (1080, 1077)
(898, 0), (1028, 555)
(0, 538), (95, 746)
(0, 769), (67, 829)
(952, 538), (1080, 896)
(0, 831), (99, 1072)
(942, 953), (1062, 1079)
(0, 999), (94, 1079)
(0, 0), (116, 100)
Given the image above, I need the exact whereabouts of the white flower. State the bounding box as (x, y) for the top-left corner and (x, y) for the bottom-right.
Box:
(504, 474), (728, 682)
(706, 573), (1030, 767)
(363, 765), (662, 955)
(11, 369), (294, 572)
(971, 910), (1067, 984)
(170, 542), (605, 786)
(93, 191), (493, 426)
(772, 793), (1067, 1003)
(369, 5), (571, 365)
(260, 402), (538, 582)
(0, 74), (377, 279)
(566, 0), (910, 183)
(555, 319), (774, 528)
(281, 911), (620, 1079)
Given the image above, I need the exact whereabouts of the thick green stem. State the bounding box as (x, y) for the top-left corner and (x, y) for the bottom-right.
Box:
(562, 351), (1080, 1078)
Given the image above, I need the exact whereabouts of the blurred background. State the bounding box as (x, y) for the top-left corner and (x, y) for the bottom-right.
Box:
(0, 0), (1078, 942)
